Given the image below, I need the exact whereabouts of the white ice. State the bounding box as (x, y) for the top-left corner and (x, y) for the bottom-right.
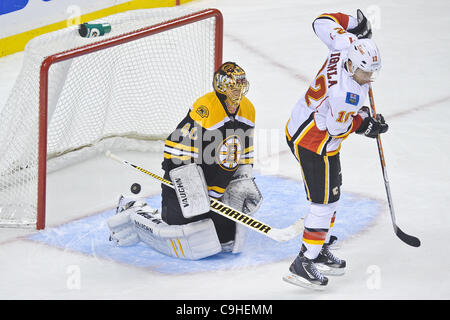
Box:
(0, 0), (449, 300)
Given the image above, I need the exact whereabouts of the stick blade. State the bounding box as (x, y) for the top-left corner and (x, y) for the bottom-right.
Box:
(267, 219), (304, 242)
(396, 226), (421, 247)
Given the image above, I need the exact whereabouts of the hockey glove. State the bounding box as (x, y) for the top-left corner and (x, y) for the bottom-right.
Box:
(356, 112), (388, 138)
(222, 165), (262, 215)
(347, 9), (372, 39)
(221, 165), (263, 254)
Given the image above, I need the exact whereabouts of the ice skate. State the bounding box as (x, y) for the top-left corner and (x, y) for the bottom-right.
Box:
(314, 244), (346, 276)
(283, 251), (328, 290)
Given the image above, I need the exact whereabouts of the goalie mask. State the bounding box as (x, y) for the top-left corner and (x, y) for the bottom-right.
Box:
(213, 62), (249, 114)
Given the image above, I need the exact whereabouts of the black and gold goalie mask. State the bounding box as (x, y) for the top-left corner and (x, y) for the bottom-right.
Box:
(213, 62), (249, 113)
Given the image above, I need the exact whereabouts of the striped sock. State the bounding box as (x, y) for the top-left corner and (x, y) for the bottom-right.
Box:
(302, 227), (328, 259)
(325, 211), (336, 244)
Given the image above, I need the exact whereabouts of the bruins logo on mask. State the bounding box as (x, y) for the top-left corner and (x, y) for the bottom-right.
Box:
(216, 135), (242, 171)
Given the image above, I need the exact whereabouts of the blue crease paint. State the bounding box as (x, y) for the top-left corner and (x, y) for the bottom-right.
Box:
(29, 174), (381, 274)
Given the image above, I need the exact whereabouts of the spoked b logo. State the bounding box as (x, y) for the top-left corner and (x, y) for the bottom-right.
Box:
(216, 135), (242, 171)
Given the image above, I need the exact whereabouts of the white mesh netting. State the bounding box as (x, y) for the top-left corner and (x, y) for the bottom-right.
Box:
(0, 7), (219, 227)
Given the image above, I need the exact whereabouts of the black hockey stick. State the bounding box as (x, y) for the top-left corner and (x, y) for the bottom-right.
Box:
(105, 151), (304, 242)
(368, 86), (421, 247)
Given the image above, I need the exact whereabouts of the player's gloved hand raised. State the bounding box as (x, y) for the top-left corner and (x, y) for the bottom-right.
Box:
(356, 109), (388, 138)
(347, 9), (372, 39)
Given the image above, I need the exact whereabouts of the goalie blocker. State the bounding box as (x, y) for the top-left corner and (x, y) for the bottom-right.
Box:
(168, 163), (210, 219)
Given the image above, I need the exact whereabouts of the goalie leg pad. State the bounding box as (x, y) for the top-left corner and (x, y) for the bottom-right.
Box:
(131, 211), (222, 260)
(106, 195), (153, 246)
(107, 210), (140, 247)
(169, 164), (210, 218)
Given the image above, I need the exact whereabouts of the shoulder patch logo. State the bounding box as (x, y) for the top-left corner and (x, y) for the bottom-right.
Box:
(196, 105), (209, 118)
(345, 92), (359, 106)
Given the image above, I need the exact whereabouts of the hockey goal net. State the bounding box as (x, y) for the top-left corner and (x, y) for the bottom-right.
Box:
(0, 7), (223, 229)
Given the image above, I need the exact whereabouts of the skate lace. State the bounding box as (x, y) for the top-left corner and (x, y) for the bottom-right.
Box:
(312, 265), (324, 280)
(306, 260), (324, 281)
(323, 246), (341, 263)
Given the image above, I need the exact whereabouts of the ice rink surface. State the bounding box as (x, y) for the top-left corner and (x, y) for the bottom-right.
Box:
(0, 0), (449, 301)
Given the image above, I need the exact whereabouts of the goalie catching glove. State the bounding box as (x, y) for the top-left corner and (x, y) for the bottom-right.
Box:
(355, 106), (388, 138)
(221, 164), (263, 253)
(222, 164), (262, 214)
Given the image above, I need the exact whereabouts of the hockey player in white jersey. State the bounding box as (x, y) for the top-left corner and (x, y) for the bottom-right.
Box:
(283, 10), (388, 289)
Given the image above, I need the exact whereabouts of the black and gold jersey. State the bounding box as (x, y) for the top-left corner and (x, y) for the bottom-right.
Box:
(162, 91), (255, 199)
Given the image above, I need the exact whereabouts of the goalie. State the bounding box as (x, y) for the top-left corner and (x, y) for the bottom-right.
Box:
(106, 62), (262, 260)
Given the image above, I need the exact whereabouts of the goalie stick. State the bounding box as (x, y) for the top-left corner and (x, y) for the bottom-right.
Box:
(105, 151), (304, 242)
(368, 86), (421, 247)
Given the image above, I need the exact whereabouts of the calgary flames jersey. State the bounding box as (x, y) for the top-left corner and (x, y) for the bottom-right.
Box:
(162, 91), (255, 199)
(286, 12), (366, 156)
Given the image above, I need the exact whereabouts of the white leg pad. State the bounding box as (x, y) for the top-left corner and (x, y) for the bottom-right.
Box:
(107, 210), (140, 247)
(131, 211), (222, 260)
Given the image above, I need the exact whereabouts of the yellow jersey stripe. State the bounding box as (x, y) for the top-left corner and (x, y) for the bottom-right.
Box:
(244, 145), (254, 153)
(239, 158), (254, 164)
(208, 185), (226, 193)
(164, 153), (192, 161)
(285, 119), (292, 141)
(326, 146), (341, 157)
(165, 140), (198, 153)
(318, 14), (340, 25)
(332, 122), (354, 139)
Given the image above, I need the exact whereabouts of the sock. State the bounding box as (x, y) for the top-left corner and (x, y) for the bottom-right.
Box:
(301, 203), (337, 260)
(324, 211), (336, 244)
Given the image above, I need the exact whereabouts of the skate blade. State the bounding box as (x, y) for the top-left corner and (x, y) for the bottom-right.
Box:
(315, 263), (345, 276)
(282, 272), (327, 291)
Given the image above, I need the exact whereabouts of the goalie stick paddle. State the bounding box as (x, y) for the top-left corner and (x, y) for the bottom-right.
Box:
(104, 151), (304, 242)
(368, 86), (421, 247)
